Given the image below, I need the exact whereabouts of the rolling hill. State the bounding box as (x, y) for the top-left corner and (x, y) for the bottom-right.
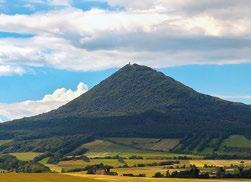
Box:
(0, 63), (251, 156)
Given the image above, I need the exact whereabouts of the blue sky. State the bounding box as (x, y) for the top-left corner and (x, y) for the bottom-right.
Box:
(0, 0), (251, 121)
(1, 64), (251, 103)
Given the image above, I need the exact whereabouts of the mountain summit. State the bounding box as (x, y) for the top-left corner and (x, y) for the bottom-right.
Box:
(1, 64), (251, 140)
(51, 63), (199, 117)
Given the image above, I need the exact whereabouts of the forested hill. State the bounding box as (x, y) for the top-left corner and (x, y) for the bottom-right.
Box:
(1, 64), (251, 140)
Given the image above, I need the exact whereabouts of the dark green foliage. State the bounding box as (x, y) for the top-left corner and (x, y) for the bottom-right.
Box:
(205, 153), (251, 159)
(65, 167), (86, 172)
(238, 167), (251, 178)
(81, 155), (90, 162)
(128, 155), (143, 159)
(70, 147), (88, 156)
(0, 135), (93, 156)
(0, 155), (50, 173)
(134, 160), (179, 167)
(195, 136), (211, 152)
(47, 154), (62, 164)
(92, 155), (126, 160)
(170, 165), (201, 178)
(122, 173), (146, 177)
(227, 167), (251, 178)
(215, 166), (251, 178)
(118, 157), (126, 165)
(32, 152), (52, 163)
(61, 155), (90, 162)
(216, 167), (226, 178)
(1, 64), (251, 155)
(155, 166), (251, 179)
(84, 163), (114, 175)
(153, 172), (165, 178)
(172, 134), (230, 154)
(154, 166), (208, 179)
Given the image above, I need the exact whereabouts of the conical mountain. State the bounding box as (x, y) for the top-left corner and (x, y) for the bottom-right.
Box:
(1, 64), (251, 140)
(51, 63), (200, 117)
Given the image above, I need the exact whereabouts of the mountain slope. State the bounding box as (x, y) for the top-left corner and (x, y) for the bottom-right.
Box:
(55, 64), (197, 116)
(1, 64), (251, 141)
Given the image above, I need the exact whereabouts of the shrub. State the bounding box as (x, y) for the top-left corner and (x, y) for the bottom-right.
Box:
(153, 172), (164, 178)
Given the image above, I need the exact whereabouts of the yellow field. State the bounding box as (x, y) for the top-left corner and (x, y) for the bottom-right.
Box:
(113, 160), (251, 177)
(0, 173), (100, 182)
(68, 173), (251, 182)
(113, 166), (171, 177)
(0, 173), (251, 182)
(46, 158), (251, 173)
(10, 152), (41, 161)
(182, 160), (251, 167)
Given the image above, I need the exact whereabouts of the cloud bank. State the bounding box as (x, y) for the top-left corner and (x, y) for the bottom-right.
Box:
(0, 82), (88, 122)
(0, 0), (250, 75)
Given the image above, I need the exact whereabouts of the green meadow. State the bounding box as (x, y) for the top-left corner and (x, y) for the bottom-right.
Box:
(10, 152), (41, 161)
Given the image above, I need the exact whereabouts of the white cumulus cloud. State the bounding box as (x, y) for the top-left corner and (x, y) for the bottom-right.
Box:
(0, 1), (250, 75)
(0, 65), (25, 76)
(213, 95), (251, 105)
(0, 82), (88, 122)
(50, 0), (71, 6)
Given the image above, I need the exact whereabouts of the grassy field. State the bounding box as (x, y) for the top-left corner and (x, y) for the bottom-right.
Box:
(56, 158), (124, 171)
(10, 152), (41, 161)
(38, 157), (62, 172)
(82, 139), (142, 156)
(39, 157), (49, 165)
(83, 139), (199, 159)
(194, 135), (251, 155)
(47, 158), (173, 172)
(58, 159), (123, 171)
(124, 159), (167, 166)
(107, 137), (180, 152)
(57, 160), (84, 171)
(89, 159), (122, 167)
(0, 139), (12, 146)
(223, 135), (251, 148)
